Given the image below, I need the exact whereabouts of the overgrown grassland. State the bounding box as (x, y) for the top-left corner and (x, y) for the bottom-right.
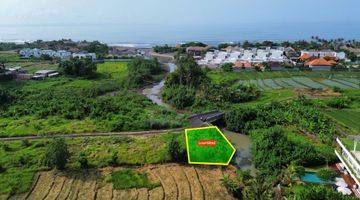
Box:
(0, 62), (185, 137)
(0, 132), (182, 195)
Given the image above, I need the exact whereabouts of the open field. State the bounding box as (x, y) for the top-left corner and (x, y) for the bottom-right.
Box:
(2, 164), (235, 200)
(325, 109), (360, 132)
(0, 133), (184, 195)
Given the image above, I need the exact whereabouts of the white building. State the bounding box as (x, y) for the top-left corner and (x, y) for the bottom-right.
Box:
(301, 50), (346, 60)
(72, 52), (97, 60)
(19, 48), (72, 60)
(269, 49), (285, 62)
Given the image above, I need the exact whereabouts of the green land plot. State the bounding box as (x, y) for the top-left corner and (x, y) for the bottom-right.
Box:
(325, 109), (360, 133)
(185, 127), (235, 165)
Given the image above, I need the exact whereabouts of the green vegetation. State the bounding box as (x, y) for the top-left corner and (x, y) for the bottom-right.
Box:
(125, 57), (163, 88)
(0, 61), (184, 137)
(58, 58), (97, 78)
(251, 127), (336, 178)
(186, 127), (235, 164)
(226, 98), (336, 143)
(287, 185), (357, 200)
(163, 54), (261, 110)
(44, 138), (70, 170)
(220, 62), (234, 72)
(316, 168), (338, 182)
(153, 44), (177, 53)
(325, 109), (360, 132)
(168, 135), (186, 162)
(109, 169), (160, 190)
(0, 39), (109, 56)
(0, 133), (181, 195)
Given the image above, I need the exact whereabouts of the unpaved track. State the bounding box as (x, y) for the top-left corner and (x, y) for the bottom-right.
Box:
(18, 164), (235, 200)
(0, 128), (185, 141)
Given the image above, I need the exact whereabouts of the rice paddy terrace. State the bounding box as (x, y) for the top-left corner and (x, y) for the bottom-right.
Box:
(239, 77), (359, 91)
(3, 164), (235, 200)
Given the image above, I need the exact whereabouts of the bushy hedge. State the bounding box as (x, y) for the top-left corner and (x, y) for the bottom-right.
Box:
(251, 127), (337, 177)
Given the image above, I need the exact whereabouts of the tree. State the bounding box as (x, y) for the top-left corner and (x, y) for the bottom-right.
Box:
(107, 151), (119, 166)
(166, 54), (206, 87)
(220, 63), (234, 72)
(58, 58), (97, 78)
(44, 138), (70, 170)
(126, 57), (162, 88)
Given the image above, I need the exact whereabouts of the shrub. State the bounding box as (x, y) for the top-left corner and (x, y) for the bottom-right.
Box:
(162, 85), (196, 109)
(326, 97), (350, 109)
(44, 138), (70, 170)
(168, 136), (186, 162)
(0, 164), (5, 173)
(316, 168), (338, 181)
(220, 63), (234, 72)
(107, 151), (119, 166)
(21, 140), (31, 147)
(109, 169), (160, 190)
(77, 152), (89, 169)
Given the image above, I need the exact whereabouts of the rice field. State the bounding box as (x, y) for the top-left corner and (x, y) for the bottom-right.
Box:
(5, 164), (236, 200)
(240, 76), (359, 91)
(325, 109), (360, 133)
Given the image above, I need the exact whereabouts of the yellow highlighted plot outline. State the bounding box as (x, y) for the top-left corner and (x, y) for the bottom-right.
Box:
(185, 126), (236, 166)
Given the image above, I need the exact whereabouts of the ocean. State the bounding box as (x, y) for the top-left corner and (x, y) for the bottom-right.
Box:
(0, 22), (359, 47)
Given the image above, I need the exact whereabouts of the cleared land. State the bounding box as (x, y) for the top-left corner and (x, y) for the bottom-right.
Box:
(4, 164), (235, 200)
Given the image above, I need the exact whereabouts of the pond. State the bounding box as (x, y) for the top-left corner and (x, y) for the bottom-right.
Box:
(301, 172), (333, 184)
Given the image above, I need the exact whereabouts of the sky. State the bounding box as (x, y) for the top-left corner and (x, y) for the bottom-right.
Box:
(1, 0), (360, 26)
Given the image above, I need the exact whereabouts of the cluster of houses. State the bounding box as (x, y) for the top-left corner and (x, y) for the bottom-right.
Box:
(19, 48), (96, 60)
(189, 45), (347, 71)
(299, 50), (347, 71)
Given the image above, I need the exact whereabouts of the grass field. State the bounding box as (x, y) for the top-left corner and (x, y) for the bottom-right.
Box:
(109, 169), (160, 190)
(325, 109), (360, 132)
(0, 133), (183, 195)
(185, 127), (235, 165)
(97, 61), (128, 81)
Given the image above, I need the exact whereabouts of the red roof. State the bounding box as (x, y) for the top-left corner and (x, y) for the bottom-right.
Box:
(306, 58), (335, 66)
(235, 61), (252, 68)
(299, 53), (312, 61)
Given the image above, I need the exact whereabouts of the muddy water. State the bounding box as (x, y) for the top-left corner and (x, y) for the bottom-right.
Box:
(142, 63), (176, 107)
(223, 130), (255, 173)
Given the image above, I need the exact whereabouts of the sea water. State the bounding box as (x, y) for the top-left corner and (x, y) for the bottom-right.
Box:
(1, 21), (359, 46)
